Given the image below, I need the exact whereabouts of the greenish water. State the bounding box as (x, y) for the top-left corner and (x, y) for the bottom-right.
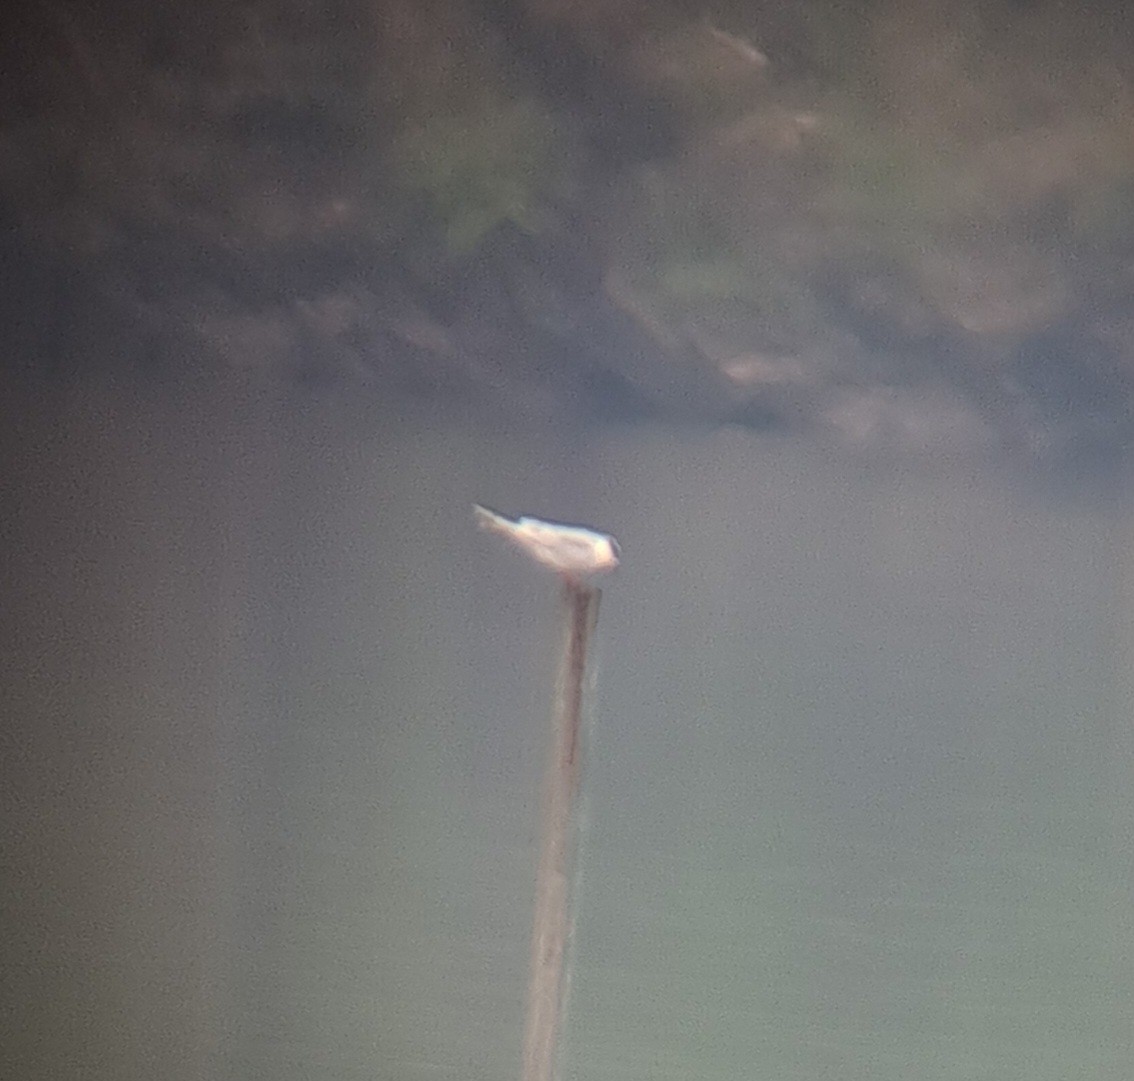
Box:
(3, 376), (1131, 1080)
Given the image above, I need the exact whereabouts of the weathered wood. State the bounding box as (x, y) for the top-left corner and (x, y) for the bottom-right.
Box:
(520, 580), (601, 1081)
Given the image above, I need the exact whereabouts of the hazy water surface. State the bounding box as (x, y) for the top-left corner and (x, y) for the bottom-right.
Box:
(3, 374), (1132, 1080)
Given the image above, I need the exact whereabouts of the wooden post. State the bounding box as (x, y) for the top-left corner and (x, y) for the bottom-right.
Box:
(520, 580), (601, 1081)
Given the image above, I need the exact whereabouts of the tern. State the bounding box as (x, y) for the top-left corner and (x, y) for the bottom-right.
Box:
(474, 505), (620, 581)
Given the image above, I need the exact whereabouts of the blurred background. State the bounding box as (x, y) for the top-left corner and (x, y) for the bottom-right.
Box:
(3, 1), (1134, 1078)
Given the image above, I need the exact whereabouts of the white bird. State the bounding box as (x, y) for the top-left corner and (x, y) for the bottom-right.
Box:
(474, 505), (620, 581)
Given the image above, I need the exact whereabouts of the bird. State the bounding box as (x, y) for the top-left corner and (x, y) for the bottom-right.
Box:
(474, 505), (620, 581)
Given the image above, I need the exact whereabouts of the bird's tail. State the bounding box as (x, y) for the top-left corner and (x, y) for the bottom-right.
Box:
(473, 504), (516, 536)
